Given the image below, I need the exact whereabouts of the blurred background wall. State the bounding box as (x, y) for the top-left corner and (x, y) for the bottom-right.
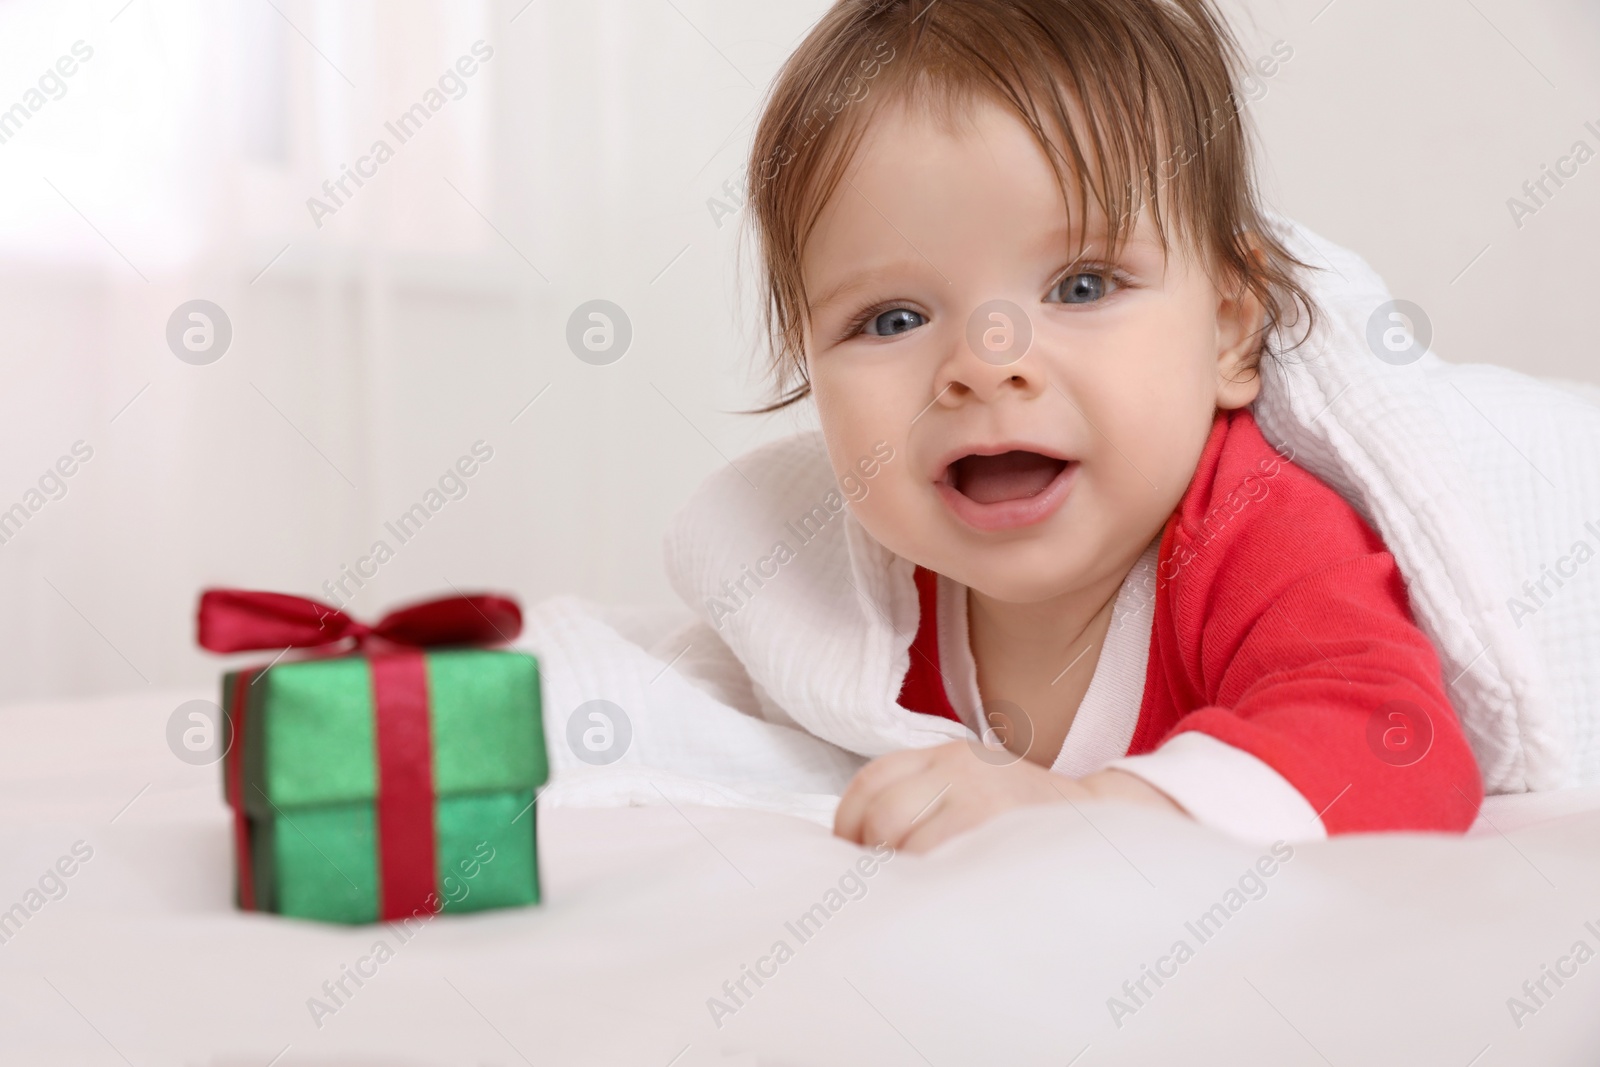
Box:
(0, 0), (1596, 704)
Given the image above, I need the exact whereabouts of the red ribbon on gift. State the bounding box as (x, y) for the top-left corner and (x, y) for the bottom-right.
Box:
(198, 589), (522, 920)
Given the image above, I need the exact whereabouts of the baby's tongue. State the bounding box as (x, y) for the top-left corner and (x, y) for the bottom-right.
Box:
(952, 451), (1063, 504)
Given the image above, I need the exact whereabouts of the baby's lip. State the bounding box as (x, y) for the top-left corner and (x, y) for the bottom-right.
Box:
(930, 441), (1076, 484)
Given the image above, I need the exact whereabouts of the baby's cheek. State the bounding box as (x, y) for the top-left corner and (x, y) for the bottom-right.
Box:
(1092, 373), (1215, 495)
(1063, 437), (1174, 547)
(846, 476), (906, 539)
(815, 392), (888, 466)
(850, 472), (937, 564)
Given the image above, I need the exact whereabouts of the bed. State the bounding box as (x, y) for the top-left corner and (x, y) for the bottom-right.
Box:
(4, 653), (1600, 1066)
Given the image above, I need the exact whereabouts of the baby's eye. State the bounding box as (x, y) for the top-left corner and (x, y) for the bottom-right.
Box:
(861, 307), (926, 336)
(1047, 271), (1116, 305)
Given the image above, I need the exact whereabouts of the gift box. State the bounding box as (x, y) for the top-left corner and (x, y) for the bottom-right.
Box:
(199, 589), (547, 925)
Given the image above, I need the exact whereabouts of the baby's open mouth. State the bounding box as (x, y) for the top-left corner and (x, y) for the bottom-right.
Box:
(944, 450), (1071, 504)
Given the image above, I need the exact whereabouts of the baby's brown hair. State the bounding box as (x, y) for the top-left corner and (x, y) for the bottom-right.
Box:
(743, 0), (1320, 413)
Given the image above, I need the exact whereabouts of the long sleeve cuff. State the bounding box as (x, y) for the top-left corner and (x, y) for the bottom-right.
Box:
(1107, 730), (1327, 844)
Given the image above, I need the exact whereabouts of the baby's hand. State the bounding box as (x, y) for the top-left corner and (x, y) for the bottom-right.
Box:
(832, 742), (1183, 854)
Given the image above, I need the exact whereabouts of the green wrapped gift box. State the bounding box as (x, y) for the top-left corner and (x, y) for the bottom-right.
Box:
(201, 590), (547, 925)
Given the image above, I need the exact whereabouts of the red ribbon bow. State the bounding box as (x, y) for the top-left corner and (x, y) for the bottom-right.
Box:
(197, 588), (522, 653)
(198, 588), (522, 922)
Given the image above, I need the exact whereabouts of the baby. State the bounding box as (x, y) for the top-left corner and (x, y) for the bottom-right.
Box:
(740, 0), (1483, 851)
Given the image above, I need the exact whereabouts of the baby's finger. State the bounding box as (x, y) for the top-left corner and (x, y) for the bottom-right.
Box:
(852, 772), (954, 851)
(896, 795), (980, 855)
(832, 746), (937, 844)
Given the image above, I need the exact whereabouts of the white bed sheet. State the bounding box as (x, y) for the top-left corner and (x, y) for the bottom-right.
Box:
(2, 689), (1599, 1066)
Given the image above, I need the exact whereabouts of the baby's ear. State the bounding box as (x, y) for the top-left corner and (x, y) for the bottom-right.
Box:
(1214, 238), (1267, 410)
(1215, 334), (1263, 410)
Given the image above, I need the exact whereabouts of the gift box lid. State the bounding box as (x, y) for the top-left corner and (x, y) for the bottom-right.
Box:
(224, 648), (545, 815)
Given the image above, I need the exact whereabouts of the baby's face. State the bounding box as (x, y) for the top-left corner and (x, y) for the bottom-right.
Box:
(800, 96), (1262, 604)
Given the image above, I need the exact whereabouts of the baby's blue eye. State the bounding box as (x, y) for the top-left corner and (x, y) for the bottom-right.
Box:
(1049, 272), (1109, 304)
(863, 308), (925, 336)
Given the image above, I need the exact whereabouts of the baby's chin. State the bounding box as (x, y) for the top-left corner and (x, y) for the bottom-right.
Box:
(953, 565), (1094, 607)
(907, 536), (1103, 605)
